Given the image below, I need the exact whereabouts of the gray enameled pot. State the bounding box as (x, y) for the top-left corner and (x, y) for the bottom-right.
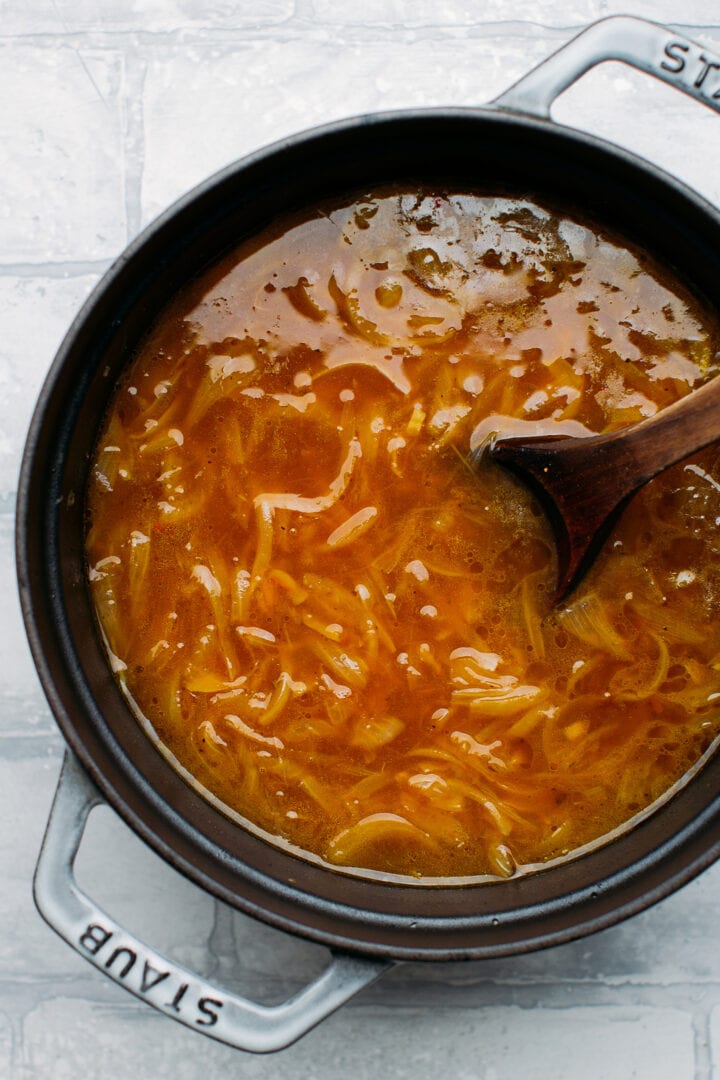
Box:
(16, 16), (720, 1052)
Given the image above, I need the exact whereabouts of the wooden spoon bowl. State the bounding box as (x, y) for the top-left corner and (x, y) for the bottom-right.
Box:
(486, 374), (720, 601)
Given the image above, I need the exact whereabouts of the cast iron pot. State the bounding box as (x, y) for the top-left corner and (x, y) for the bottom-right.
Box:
(16, 16), (720, 1052)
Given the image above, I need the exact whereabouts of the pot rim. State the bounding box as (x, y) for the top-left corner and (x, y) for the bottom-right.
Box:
(17, 104), (720, 960)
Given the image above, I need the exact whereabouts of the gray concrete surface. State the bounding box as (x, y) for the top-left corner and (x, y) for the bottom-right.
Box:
(3, 1), (720, 1076)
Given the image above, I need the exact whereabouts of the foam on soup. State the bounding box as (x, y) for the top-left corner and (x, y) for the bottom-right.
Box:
(86, 190), (720, 881)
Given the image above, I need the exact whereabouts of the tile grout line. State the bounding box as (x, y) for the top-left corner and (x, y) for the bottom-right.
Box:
(695, 1008), (714, 1080)
(0, 261), (112, 278)
(0, 21), (717, 50)
(120, 48), (148, 245)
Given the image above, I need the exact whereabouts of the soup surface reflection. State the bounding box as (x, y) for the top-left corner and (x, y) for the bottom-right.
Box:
(86, 190), (720, 881)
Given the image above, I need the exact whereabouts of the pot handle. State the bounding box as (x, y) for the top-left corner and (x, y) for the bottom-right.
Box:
(34, 753), (392, 1053)
(493, 15), (720, 119)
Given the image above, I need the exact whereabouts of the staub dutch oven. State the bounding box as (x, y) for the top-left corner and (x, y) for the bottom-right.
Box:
(16, 16), (720, 1052)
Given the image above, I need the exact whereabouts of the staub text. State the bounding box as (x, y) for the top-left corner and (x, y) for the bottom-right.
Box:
(661, 39), (720, 98)
(79, 922), (224, 1027)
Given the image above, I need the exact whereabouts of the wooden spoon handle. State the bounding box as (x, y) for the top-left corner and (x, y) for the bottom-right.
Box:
(594, 371), (720, 481)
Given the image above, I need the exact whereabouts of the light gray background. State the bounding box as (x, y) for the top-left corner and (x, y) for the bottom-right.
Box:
(3, 1), (720, 1077)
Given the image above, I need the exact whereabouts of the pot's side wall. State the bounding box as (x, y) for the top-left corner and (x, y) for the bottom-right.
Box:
(18, 110), (720, 958)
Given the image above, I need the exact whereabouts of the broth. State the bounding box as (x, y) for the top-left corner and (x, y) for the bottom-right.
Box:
(86, 190), (720, 881)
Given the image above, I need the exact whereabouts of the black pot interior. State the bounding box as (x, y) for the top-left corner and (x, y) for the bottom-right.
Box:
(17, 109), (720, 960)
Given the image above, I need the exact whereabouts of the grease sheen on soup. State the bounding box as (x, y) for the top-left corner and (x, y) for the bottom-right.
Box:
(86, 190), (720, 881)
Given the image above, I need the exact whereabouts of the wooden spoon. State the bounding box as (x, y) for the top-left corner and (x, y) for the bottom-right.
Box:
(485, 375), (720, 602)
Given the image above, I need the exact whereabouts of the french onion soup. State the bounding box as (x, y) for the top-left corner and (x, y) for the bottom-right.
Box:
(86, 190), (720, 882)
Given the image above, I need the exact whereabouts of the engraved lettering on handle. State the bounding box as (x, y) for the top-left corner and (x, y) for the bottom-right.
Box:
(33, 753), (391, 1053)
(493, 16), (720, 120)
(660, 41), (689, 75)
(661, 40), (720, 100)
(79, 922), (223, 1026)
